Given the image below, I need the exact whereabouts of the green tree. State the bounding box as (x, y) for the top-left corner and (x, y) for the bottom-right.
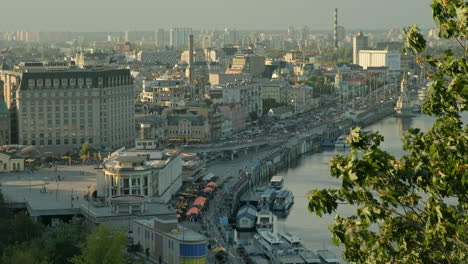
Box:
(1, 241), (49, 264)
(79, 142), (91, 159)
(0, 191), (44, 255)
(204, 98), (213, 107)
(249, 111), (259, 121)
(307, 1), (468, 263)
(71, 225), (128, 264)
(42, 218), (88, 264)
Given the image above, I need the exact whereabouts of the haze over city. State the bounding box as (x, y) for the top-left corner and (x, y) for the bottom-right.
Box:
(1, 0), (434, 31)
(1, 0), (466, 264)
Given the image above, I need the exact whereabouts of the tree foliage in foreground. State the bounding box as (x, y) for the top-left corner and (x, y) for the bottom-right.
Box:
(71, 225), (128, 264)
(41, 218), (88, 264)
(308, 1), (467, 263)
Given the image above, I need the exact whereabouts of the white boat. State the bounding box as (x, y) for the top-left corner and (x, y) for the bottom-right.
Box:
(270, 175), (284, 190)
(278, 232), (302, 250)
(273, 189), (294, 211)
(255, 231), (284, 252)
(256, 210), (274, 232)
(334, 135), (348, 148)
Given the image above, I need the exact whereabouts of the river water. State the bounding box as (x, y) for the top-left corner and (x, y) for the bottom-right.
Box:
(274, 114), (439, 258)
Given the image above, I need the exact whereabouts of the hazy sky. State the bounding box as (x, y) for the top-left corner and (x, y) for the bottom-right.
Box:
(1, 0), (434, 32)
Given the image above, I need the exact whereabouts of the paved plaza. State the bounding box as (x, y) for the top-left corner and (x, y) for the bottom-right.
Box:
(0, 165), (99, 216)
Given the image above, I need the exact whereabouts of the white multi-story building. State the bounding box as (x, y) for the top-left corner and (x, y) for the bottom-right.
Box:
(10, 65), (136, 150)
(259, 80), (288, 102)
(217, 80), (263, 117)
(358, 50), (401, 70)
(99, 132), (183, 203)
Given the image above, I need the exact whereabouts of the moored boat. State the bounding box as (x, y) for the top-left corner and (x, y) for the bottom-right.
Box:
(334, 135), (348, 148)
(316, 249), (340, 264)
(270, 175), (284, 190)
(257, 188), (277, 210)
(278, 232), (302, 250)
(256, 210), (274, 233)
(273, 189), (294, 211)
(255, 231), (284, 253)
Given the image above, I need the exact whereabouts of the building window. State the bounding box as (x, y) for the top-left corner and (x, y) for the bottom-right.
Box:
(56, 139), (61, 144)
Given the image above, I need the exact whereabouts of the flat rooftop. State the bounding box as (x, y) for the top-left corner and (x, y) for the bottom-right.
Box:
(81, 202), (175, 219)
(134, 218), (205, 242)
(0, 165), (98, 216)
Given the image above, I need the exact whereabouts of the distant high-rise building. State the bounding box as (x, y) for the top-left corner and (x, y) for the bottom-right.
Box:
(169, 28), (192, 49)
(201, 35), (212, 49)
(353, 32), (369, 65)
(288, 26), (295, 40)
(155, 29), (166, 47)
(125, 31), (138, 42)
(223, 28), (237, 46)
(300, 26), (309, 41)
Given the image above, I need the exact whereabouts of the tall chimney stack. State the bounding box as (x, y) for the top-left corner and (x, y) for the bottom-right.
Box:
(188, 34), (194, 84)
(334, 8), (338, 49)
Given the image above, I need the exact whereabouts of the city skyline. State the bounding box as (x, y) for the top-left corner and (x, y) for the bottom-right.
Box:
(0, 0), (434, 32)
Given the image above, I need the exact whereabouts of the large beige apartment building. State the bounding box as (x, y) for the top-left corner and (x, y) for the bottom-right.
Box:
(0, 99), (10, 145)
(1, 62), (136, 150)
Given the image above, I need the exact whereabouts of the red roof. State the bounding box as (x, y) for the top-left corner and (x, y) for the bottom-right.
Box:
(193, 196), (208, 207)
(187, 207), (200, 216)
(203, 187), (214, 192)
(207, 181), (218, 187)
